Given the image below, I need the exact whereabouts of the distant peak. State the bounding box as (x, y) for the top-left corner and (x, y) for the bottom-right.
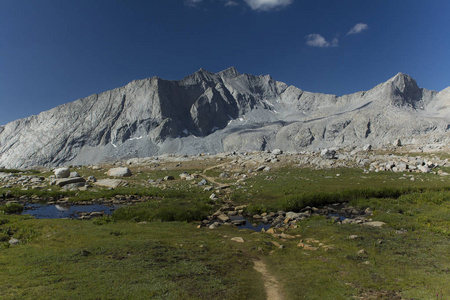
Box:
(392, 72), (412, 80)
(197, 67), (212, 74)
(218, 66), (240, 78)
(388, 72), (419, 92)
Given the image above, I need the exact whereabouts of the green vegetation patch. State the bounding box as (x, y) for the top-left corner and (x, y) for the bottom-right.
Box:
(0, 217), (265, 299)
(0, 203), (24, 214)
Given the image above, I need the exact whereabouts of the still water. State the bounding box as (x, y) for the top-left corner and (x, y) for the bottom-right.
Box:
(22, 203), (119, 219)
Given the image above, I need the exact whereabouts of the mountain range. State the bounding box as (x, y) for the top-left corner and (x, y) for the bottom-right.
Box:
(0, 67), (449, 168)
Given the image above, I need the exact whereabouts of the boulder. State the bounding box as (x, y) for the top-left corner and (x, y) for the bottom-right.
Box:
(63, 182), (87, 190)
(320, 149), (336, 159)
(8, 238), (20, 245)
(272, 149), (283, 155)
(94, 179), (125, 188)
(179, 172), (189, 179)
(393, 139), (402, 147)
(217, 214), (230, 222)
(54, 167), (70, 178)
(362, 144), (372, 151)
(70, 171), (80, 178)
(231, 237), (244, 243)
(55, 177), (86, 187)
(397, 163), (408, 172)
(363, 221), (386, 227)
(417, 165), (430, 173)
(107, 167), (132, 177)
(285, 212), (301, 220)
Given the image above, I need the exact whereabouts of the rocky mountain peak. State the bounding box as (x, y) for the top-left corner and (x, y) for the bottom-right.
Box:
(218, 66), (240, 78)
(0, 69), (448, 169)
(390, 72), (420, 92)
(385, 72), (423, 108)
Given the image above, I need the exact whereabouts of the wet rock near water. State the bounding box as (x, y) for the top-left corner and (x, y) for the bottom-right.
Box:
(200, 201), (375, 230)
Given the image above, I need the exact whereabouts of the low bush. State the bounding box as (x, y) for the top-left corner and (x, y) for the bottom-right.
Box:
(92, 216), (113, 226)
(278, 187), (442, 212)
(112, 200), (212, 223)
(0, 232), (10, 242)
(0, 203), (24, 214)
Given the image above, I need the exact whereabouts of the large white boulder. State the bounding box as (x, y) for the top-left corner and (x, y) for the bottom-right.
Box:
(54, 167), (70, 178)
(107, 167), (132, 177)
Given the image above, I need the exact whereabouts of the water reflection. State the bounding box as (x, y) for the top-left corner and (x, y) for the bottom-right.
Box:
(22, 203), (119, 219)
(55, 204), (70, 211)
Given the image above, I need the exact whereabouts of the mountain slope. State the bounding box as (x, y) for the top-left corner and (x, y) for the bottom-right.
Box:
(0, 68), (449, 168)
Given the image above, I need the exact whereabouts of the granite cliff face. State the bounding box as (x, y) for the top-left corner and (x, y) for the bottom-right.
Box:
(0, 67), (449, 168)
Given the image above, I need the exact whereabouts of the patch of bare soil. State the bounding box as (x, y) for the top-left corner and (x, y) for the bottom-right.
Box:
(253, 259), (284, 300)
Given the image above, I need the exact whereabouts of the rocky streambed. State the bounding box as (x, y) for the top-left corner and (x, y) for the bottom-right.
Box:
(200, 201), (378, 231)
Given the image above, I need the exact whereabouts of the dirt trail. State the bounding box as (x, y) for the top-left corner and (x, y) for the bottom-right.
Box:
(200, 161), (232, 189)
(253, 259), (284, 300)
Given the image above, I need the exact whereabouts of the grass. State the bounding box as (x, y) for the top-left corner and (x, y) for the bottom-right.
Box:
(260, 189), (450, 299)
(112, 198), (213, 222)
(0, 217), (265, 299)
(232, 166), (450, 213)
(0, 160), (449, 299)
(262, 215), (449, 299)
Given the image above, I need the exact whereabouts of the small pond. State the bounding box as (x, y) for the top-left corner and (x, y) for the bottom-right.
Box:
(237, 220), (271, 231)
(21, 204), (272, 231)
(22, 203), (120, 219)
(231, 215), (271, 232)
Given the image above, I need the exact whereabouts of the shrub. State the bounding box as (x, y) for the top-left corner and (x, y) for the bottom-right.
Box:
(93, 216), (113, 225)
(0, 232), (10, 242)
(112, 200), (212, 223)
(0, 203), (24, 214)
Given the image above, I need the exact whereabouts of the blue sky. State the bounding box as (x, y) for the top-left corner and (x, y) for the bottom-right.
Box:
(1, 0), (449, 125)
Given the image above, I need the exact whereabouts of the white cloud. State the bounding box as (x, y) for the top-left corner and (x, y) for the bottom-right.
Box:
(305, 34), (338, 48)
(224, 0), (239, 6)
(347, 23), (368, 35)
(185, 0), (203, 7)
(244, 0), (293, 11)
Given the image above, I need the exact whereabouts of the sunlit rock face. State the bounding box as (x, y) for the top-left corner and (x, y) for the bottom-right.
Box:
(0, 68), (449, 168)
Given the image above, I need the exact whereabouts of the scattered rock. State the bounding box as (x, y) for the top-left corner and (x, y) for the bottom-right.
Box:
(271, 149), (283, 155)
(298, 243), (318, 251)
(320, 149), (336, 159)
(363, 221), (386, 227)
(231, 237), (244, 243)
(54, 177), (86, 187)
(69, 172), (80, 178)
(219, 172), (230, 178)
(417, 165), (430, 173)
(217, 214), (230, 222)
(198, 179), (208, 186)
(8, 238), (20, 245)
(54, 167), (70, 178)
(107, 167), (132, 177)
(393, 139), (402, 147)
(94, 179), (125, 188)
(363, 144), (372, 151)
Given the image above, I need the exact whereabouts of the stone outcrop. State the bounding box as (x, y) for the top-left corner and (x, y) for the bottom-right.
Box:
(107, 167), (132, 177)
(0, 68), (449, 168)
